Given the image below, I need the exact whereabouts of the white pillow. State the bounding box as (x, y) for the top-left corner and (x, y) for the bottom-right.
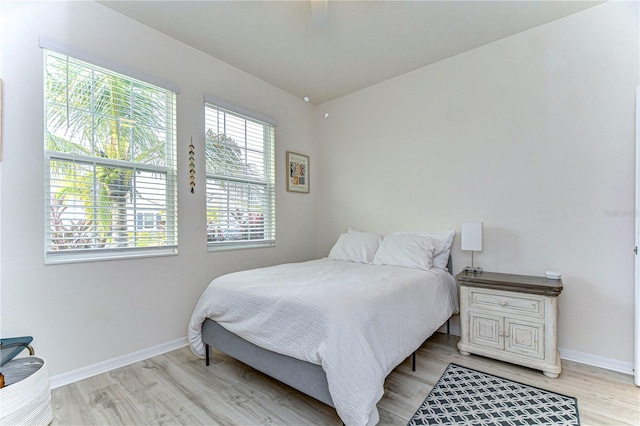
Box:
(391, 230), (455, 270)
(328, 232), (382, 264)
(424, 230), (456, 270)
(372, 233), (445, 271)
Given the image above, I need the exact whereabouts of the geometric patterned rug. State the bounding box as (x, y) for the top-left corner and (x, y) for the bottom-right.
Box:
(407, 363), (580, 425)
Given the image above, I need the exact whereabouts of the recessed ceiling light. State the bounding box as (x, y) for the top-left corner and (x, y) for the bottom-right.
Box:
(303, 96), (310, 102)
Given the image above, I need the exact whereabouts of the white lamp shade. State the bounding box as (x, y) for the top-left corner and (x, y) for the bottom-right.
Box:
(461, 222), (483, 251)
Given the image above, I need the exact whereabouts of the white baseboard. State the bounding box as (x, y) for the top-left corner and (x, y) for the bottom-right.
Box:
(559, 347), (634, 376)
(49, 333), (635, 390)
(49, 336), (189, 389)
(438, 324), (634, 376)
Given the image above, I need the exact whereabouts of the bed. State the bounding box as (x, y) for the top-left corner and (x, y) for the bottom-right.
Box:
(188, 231), (458, 426)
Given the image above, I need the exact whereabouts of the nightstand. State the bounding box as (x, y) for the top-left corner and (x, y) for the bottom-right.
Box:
(456, 271), (563, 378)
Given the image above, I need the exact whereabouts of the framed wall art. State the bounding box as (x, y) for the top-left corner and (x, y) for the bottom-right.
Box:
(286, 151), (309, 193)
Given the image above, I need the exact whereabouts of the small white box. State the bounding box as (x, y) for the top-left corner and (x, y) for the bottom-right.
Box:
(545, 271), (562, 280)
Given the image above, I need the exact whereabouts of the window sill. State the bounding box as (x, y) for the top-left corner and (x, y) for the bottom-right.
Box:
(45, 247), (178, 265)
(207, 242), (275, 252)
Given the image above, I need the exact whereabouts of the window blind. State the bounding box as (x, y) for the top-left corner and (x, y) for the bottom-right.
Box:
(205, 101), (275, 249)
(44, 49), (178, 262)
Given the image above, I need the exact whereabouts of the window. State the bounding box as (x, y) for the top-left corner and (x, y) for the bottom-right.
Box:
(205, 98), (276, 249)
(44, 49), (177, 262)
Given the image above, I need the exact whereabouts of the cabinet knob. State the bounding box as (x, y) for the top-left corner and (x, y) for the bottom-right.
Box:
(504, 332), (510, 337)
(500, 300), (508, 306)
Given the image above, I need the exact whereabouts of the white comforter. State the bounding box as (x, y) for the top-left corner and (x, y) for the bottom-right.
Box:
(188, 259), (458, 426)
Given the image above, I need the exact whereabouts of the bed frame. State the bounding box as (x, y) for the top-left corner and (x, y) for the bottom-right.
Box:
(202, 256), (453, 408)
(203, 319), (335, 406)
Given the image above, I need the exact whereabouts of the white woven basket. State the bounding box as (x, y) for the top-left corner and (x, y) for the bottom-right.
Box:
(0, 357), (53, 426)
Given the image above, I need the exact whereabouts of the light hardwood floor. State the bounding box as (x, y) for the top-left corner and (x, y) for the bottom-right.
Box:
(51, 333), (640, 425)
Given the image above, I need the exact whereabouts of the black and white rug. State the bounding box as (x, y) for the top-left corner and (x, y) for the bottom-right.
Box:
(408, 363), (580, 425)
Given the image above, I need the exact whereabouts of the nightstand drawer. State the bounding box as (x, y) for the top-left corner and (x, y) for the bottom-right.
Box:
(468, 288), (544, 319)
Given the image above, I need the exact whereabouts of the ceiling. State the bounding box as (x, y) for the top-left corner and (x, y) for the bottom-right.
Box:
(99, 0), (601, 104)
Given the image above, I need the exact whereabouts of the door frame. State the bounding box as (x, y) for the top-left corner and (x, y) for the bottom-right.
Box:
(634, 86), (639, 386)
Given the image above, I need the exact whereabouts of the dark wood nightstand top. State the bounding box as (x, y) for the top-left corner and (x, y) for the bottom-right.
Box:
(456, 271), (563, 297)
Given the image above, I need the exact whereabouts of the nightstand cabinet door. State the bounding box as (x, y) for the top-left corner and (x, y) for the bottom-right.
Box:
(505, 318), (544, 359)
(469, 311), (503, 351)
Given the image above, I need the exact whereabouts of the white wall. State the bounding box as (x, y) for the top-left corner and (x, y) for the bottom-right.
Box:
(315, 1), (639, 367)
(0, 1), (317, 376)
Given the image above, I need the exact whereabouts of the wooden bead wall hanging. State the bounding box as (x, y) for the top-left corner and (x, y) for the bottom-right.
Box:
(189, 137), (195, 193)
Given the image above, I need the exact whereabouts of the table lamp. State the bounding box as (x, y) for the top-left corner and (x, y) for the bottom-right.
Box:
(462, 222), (483, 273)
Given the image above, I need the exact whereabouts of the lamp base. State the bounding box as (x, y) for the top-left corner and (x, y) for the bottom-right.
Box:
(463, 266), (483, 274)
